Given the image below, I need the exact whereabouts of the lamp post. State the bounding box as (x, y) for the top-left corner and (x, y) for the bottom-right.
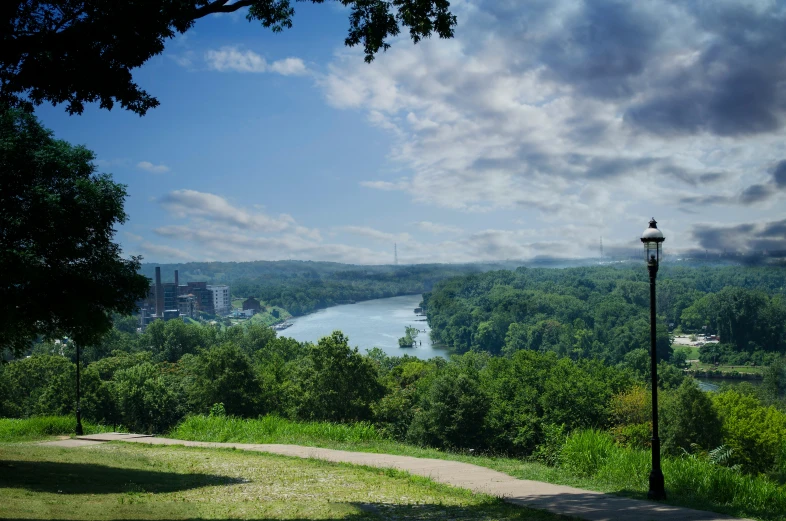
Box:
(75, 342), (83, 436)
(641, 218), (666, 500)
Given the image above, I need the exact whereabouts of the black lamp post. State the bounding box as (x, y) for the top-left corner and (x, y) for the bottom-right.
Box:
(641, 218), (665, 500)
(75, 342), (83, 436)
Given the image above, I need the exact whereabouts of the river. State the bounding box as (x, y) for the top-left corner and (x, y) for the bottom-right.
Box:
(280, 294), (449, 360)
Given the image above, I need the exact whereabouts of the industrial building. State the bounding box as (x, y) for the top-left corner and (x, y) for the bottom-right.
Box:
(138, 267), (227, 328)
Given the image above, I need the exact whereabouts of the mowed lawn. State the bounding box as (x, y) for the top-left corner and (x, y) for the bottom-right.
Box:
(0, 443), (564, 521)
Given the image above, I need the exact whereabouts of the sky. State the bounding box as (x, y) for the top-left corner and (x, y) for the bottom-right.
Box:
(35, 0), (786, 265)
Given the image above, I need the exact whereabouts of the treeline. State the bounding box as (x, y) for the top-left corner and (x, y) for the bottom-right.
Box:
(2, 319), (785, 479)
(233, 264), (518, 316)
(424, 265), (786, 365)
(139, 260), (520, 316)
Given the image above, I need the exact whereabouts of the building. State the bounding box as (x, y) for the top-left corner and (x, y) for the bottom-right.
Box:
(178, 294), (197, 318)
(138, 267), (218, 329)
(242, 297), (262, 312)
(208, 285), (231, 315)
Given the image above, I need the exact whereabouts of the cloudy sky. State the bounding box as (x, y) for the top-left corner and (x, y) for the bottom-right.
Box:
(36, 0), (786, 264)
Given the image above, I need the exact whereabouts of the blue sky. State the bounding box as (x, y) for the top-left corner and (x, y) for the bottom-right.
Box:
(35, 0), (786, 264)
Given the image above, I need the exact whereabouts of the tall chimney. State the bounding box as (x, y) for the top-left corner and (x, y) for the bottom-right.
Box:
(155, 267), (163, 317)
(174, 269), (179, 287)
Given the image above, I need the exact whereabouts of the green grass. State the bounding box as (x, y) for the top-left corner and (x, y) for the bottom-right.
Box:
(171, 414), (383, 445)
(0, 442), (563, 520)
(171, 415), (786, 521)
(0, 417), (119, 442)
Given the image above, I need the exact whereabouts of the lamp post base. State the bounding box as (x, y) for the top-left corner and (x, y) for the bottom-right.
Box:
(75, 409), (83, 436)
(647, 470), (666, 500)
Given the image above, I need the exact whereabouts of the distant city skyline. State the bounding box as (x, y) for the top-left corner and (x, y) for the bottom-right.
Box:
(36, 1), (786, 265)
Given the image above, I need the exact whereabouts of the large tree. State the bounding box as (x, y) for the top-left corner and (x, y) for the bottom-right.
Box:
(1, 0), (457, 115)
(0, 108), (150, 357)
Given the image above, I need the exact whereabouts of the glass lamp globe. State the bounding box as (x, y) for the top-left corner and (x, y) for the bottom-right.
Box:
(640, 218), (665, 264)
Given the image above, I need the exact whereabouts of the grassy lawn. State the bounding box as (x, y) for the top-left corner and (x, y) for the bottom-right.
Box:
(0, 443), (564, 521)
(171, 415), (786, 521)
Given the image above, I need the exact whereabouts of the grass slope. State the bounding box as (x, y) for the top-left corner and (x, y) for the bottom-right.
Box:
(172, 415), (786, 521)
(0, 443), (562, 520)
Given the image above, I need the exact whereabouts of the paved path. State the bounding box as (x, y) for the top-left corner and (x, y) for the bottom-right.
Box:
(53, 433), (749, 521)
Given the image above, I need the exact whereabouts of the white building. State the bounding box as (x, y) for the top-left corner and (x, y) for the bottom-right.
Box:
(207, 285), (230, 315)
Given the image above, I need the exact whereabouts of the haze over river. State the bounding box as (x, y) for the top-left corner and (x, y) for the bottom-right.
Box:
(281, 294), (448, 360)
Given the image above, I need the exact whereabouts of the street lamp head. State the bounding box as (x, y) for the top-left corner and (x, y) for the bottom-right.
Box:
(640, 218), (665, 265)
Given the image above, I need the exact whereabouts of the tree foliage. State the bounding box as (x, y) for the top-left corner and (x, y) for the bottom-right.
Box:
(0, 109), (149, 356)
(1, 0), (456, 115)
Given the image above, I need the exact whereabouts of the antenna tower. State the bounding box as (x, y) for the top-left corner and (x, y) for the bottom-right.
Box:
(394, 243), (398, 265)
(600, 236), (603, 262)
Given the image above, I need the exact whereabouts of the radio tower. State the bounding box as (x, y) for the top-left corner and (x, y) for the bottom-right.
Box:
(600, 236), (603, 263)
(394, 243), (398, 265)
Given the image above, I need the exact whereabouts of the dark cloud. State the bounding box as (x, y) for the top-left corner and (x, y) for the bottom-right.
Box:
(691, 219), (786, 253)
(762, 219), (786, 237)
(679, 194), (733, 206)
(624, 3), (786, 137)
(739, 184), (775, 205)
(698, 172), (727, 184)
(773, 161), (786, 188)
(539, 0), (659, 99)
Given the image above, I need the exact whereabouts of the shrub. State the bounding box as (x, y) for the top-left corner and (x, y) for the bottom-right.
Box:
(611, 422), (651, 449)
(560, 429), (615, 477)
(713, 390), (786, 474)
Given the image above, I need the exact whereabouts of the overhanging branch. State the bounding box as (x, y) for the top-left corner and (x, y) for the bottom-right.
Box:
(193, 0), (256, 19)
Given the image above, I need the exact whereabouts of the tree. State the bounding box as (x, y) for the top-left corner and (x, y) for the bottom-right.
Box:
(0, 109), (149, 357)
(1, 0), (457, 115)
(295, 331), (384, 422)
(661, 379), (722, 455)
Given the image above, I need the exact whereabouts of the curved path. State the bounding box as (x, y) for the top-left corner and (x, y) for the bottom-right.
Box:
(66, 433), (749, 521)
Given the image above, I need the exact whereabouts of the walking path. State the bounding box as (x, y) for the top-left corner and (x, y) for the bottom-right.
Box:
(51, 433), (750, 521)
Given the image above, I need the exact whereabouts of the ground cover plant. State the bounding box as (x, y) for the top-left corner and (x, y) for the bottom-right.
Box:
(0, 442), (562, 521)
(0, 417), (117, 442)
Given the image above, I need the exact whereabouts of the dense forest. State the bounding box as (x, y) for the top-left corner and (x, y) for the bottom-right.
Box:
(424, 265), (786, 366)
(139, 260), (523, 316)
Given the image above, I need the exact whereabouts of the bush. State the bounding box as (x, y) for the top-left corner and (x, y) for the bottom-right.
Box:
(560, 429), (615, 477)
(713, 390), (786, 474)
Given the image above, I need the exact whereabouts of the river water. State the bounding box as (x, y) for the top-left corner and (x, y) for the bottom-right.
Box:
(280, 294), (449, 360)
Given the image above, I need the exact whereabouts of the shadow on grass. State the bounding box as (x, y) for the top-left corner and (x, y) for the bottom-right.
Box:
(0, 501), (572, 521)
(0, 460), (243, 494)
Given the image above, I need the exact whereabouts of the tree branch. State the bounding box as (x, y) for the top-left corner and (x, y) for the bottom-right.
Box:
(193, 0), (256, 19)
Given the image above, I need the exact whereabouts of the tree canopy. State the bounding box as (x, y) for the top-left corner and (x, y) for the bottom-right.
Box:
(0, 108), (149, 356)
(1, 0), (457, 115)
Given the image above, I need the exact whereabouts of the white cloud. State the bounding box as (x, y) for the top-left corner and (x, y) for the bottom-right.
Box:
(340, 226), (411, 243)
(317, 0), (786, 252)
(412, 221), (463, 235)
(205, 46), (308, 75)
(159, 189), (321, 239)
(360, 180), (410, 191)
(206, 47), (267, 72)
(139, 241), (195, 262)
(270, 57), (308, 76)
(137, 161), (170, 174)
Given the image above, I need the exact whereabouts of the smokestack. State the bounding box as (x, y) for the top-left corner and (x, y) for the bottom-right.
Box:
(155, 267), (163, 317)
(174, 269), (179, 287)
